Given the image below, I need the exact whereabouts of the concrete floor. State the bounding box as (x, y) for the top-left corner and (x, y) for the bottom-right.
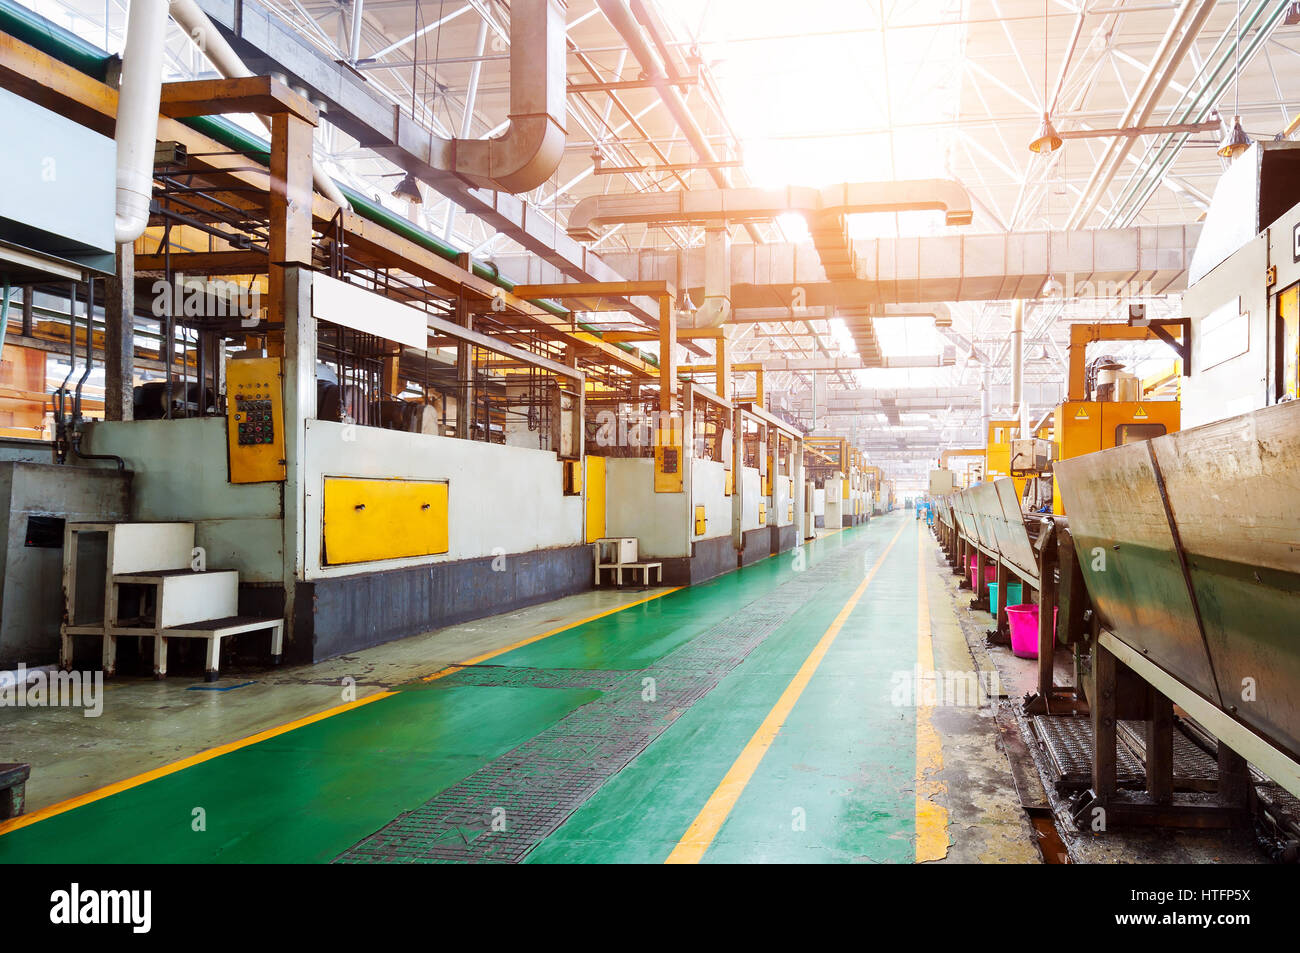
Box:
(0, 513), (1045, 863)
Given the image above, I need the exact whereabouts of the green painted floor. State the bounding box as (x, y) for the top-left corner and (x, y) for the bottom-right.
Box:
(0, 514), (933, 864)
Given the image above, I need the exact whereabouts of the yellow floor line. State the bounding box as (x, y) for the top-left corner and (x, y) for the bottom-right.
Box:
(664, 519), (907, 864)
(0, 585), (682, 838)
(915, 521), (950, 861)
(0, 690), (394, 837)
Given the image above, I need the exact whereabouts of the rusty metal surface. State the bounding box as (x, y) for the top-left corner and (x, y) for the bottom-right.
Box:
(1054, 439), (1220, 705)
(969, 481), (1002, 552)
(1057, 399), (1300, 766)
(993, 478), (1039, 582)
(951, 490), (980, 545)
(1152, 401), (1300, 763)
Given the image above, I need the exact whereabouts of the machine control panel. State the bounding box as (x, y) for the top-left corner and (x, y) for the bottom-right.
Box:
(227, 356), (286, 484)
(235, 395), (275, 445)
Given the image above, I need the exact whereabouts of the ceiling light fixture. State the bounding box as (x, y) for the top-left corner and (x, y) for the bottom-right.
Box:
(1028, 0), (1061, 154)
(1217, 115), (1252, 159)
(391, 172), (423, 204)
(1029, 113), (1063, 154)
(1218, 0), (1252, 160)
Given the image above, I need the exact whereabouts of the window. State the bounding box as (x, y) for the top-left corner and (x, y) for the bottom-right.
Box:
(1115, 423), (1167, 445)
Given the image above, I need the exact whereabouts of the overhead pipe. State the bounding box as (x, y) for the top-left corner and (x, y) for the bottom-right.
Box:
(1065, 0), (1217, 229)
(1011, 299), (1026, 438)
(1106, 0), (1286, 227)
(596, 0), (727, 185)
(113, 0), (167, 243)
(169, 0), (352, 211)
(981, 363), (992, 446)
(348, 0), (365, 63)
(595, 0), (763, 243)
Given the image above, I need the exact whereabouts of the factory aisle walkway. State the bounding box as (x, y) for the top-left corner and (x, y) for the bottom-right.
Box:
(0, 512), (1034, 864)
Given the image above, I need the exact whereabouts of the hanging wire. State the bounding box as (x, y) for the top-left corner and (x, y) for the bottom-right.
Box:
(1234, 0), (1242, 117)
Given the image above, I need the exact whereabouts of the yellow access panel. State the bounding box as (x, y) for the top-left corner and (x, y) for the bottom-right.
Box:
(227, 356), (286, 483)
(585, 455), (606, 543)
(694, 504), (707, 536)
(323, 477), (448, 565)
(654, 417), (683, 493)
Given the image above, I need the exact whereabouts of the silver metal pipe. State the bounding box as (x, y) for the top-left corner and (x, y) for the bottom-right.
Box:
(348, 0), (365, 62)
(1011, 299), (1025, 436)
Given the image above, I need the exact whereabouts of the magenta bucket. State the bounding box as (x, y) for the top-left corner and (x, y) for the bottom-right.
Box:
(968, 559), (997, 591)
(1006, 604), (1058, 659)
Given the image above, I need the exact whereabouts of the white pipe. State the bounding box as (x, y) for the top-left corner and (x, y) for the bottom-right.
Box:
(348, 0), (365, 63)
(114, 0), (168, 244)
(1010, 299), (1026, 437)
(169, 0), (352, 212)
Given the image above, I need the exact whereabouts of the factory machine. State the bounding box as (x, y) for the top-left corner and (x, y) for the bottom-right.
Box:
(0, 17), (643, 671)
(804, 435), (853, 529)
(845, 448), (869, 525)
(594, 387), (803, 582)
(937, 142), (1300, 846)
(735, 401), (803, 565)
(1044, 322), (1183, 514)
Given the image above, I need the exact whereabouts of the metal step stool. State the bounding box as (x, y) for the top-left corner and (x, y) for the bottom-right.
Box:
(60, 521), (283, 681)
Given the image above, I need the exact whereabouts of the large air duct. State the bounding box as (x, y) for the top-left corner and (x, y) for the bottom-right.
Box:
(690, 227), (732, 328)
(113, 0), (167, 243)
(389, 0), (566, 192)
(169, 0), (352, 211)
(566, 181), (974, 239)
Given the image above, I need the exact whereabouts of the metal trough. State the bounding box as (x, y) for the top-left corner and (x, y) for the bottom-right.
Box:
(1056, 399), (1300, 791)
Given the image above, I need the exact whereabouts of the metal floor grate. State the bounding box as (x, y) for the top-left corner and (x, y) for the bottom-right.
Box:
(1031, 715), (1144, 790)
(337, 538), (875, 863)
(1118, 719), (1220, 790)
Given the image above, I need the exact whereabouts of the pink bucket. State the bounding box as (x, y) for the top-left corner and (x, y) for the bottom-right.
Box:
(1006, 604), (1058, 659)
(969, 563), (997, 591)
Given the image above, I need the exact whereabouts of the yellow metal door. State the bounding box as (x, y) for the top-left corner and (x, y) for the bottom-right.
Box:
(585, 455), (606, 543)
(323, 477), (449, 564)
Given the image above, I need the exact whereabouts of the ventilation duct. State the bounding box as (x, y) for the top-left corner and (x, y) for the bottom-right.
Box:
(113, 0), (167, 243)
(388, 0), (566, 192)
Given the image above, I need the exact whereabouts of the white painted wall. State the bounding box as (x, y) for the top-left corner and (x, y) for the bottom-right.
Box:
(301, 419), (581, 579)
(80, 418), (284, 582)
(693, 458), (730, 541)
(1181, 233), (1269, 428)
(772, 474), (792, 527)
(824, 477), (843, 528)
(604, 457), (689, 557)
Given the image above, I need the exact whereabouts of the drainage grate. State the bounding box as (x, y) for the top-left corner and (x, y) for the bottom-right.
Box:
(336, 538), (874, 863)
(424, 666), (631, 693)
